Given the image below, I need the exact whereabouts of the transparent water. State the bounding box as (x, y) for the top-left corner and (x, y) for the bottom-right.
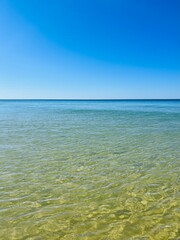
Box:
(0, 100), (179, 240)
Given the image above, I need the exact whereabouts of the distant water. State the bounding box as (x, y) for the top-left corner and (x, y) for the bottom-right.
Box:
(0, 100), (180, 240)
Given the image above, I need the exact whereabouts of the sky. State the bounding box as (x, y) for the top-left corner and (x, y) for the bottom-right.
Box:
(0, 0), (180, 99)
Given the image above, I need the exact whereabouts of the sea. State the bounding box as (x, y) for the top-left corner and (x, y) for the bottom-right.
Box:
(0, 100), (179, 239)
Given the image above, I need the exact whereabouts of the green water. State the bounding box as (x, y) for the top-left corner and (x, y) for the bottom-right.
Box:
(0, 100), (180, 240)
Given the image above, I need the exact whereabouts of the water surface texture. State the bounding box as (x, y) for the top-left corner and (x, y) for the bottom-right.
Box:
(0, 100), (180, 240)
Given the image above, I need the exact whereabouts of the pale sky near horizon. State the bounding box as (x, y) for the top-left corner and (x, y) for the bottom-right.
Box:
(0, 0), (180, 99)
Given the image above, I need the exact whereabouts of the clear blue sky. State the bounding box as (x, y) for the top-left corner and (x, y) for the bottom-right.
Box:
(0, 0), (180, 99)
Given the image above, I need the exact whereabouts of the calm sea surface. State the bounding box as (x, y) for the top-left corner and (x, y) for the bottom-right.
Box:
(0, 100), (180, 240)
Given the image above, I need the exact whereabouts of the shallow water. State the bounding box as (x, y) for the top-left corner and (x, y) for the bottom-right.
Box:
(0, 100), (180, 239)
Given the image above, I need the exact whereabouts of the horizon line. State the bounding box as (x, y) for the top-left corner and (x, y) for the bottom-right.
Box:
(0, 98), (180, 101)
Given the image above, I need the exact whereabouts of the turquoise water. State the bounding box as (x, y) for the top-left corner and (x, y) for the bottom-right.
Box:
(0, 100), (180, 239)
